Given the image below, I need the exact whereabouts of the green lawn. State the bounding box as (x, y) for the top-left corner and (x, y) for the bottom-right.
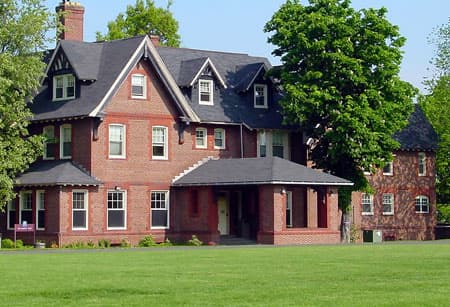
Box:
(1, 243), (449, 306)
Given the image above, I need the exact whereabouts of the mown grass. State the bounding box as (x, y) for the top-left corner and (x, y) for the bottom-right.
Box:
(1, 243), (449, 306)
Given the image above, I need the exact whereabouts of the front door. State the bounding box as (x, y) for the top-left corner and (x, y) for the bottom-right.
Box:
(218, 195), (229, 235)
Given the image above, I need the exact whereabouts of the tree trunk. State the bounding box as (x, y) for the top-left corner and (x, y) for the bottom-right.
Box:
(341, 211), (351, 243)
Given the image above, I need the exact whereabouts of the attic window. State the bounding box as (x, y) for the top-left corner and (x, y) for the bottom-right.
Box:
(53, 74), (75, 101)
(199, 79), (213, 105)
(131, 74), (146, 99)
(254, 84), (267, 108)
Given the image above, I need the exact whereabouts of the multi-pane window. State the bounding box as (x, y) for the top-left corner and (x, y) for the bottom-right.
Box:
(20, 191), (33, 225)
(415, 195), (429, 213)
(60, 124), (72, 159)
(254, 84), (268, 108)
(272, 132), (285, 158)
(131, 74), (146, 98)
(383, 161), (393, 176)
(152, 126), (168, 159)
(43, 126), (55, 159)
(361, 193), (374, 215)
(418, 152), (426, 176)
(109, 124), (125, 158)
(72, 190), (88, 230)
(107, 190), (126, 229)
(151, 191), (169, 229)
(286, 191), (293, 228)
(199, 80), (213, 105)
(382, 193), (394, 215)
(214, 128), (225, 149)
(7, 201), (15, 230)
(258, 130), (266, 157)
(36, 191), (45, 230)
(195, 128), (207, 148)
(53, 74), (75, 101)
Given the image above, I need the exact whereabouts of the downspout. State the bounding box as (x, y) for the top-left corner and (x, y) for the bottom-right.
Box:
(240, 123), (244, 158)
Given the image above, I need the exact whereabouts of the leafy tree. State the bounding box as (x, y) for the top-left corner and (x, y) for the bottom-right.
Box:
(265, 0), (415, 241)
(0, 0), (53, 208)
(420, 19), (450, 208)
(95, 0), (181, 47)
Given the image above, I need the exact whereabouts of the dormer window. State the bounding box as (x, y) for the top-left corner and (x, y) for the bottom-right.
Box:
(254, 84), (268, 108)
(131, 74), (146, 99)
(53, 74), (75, 101)
(199, 79), (213, 105)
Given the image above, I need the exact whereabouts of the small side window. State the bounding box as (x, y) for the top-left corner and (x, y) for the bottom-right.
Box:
(131, 74), (146, 99)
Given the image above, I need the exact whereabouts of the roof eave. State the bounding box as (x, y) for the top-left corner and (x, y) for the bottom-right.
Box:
(172, 180), (353, 187)
(188, 57), (227, 89)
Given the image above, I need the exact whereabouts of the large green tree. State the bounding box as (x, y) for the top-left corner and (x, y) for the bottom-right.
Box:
(0, 0), (53, 208)
(265, 0), (415, 240)
(420, 19), (450, 220)
(96, 0), (180, 47)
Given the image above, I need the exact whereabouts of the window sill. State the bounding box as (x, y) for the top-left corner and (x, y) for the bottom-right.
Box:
(362, 213), (374, 216)
(415, 212), (429, 214)
(109, 156), (126, 160)
(151, 226), (169, 230)
(107, 227), (127, 231)
(152, 157), (168, 161)
(199, 101), (214, 106)
(72, 228), (88, 231)
(382, 213), (394, 216)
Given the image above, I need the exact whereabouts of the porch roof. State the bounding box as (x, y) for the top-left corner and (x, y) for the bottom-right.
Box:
(172, 157), (353, 187)
(14, 160), (101, 187)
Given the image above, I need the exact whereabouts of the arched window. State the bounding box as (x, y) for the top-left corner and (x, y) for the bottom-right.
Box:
(415, 195), (429, 213)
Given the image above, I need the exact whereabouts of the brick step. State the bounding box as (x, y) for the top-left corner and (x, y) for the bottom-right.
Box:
(219, 235), (256, 245)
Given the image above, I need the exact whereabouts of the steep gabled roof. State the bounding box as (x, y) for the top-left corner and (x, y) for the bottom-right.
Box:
(172, 157), (353, 187)
(178, 57), (227, 88)
(394, 104), (438, 151)
(234, 62), (267, 93)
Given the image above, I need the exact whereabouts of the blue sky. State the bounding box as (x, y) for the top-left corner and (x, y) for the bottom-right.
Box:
(45, 0), (450, 93)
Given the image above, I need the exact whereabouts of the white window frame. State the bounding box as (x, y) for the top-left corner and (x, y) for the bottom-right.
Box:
(214, 128), (226, 149)
(72, 190), (88, 230)
(150, 191), (170, 229)
(152, 126), (168, 160)
(131, 74), (146, 99)
(60, 124), (72, 159)
(382, 161), (393, 176)
(382, 193), (394, 215)
(254, 84), (268, 109)
(415, 195), (430, 213)
(53, 74), (75, 101)
(7, 200), (15, 230)
(195, 127), (207, 149)
(199, 79), (213, 105)
(361, 193), (374, 215)
(19, 191), (33, 225)
(286, 191), (293, 228)
(418, 152), (426, 176)
(36, 190), (45, 230)
(107, 190), (127, 230)
(109, 124), (126, 159)
(43, 126), (55, 160)
(257, 130), (267, 157)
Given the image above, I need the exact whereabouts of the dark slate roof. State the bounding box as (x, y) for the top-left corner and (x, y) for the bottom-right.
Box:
(15, 160), (101, 187)
(157, 46), (286, 129)
(393, 104), (438, 151)
(31, 36), (146, 121)
(172, 157), (353, 187)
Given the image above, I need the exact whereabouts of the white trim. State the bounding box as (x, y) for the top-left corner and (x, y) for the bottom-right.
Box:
(243, 64), (267, 92)
(214, 128), (226, 149)
(415, 195), (429, 213)
(382, 193), (394, 215)
(361, 193), (374, 216)
(418, 152), (426, 176)
(195, 128), (208, 148)
(286, 191), (293, 228)
(43, 125), (55, 160)
(150, 190), (170, 229)
(60, 124), (72, 159)
(107, 190), (127, 230)
(254, 84), (268, 109)
(72, 189), (88, 231)
(189, 57), (227, 89)
(53, 74), (75, 101)
(42, 41), (62, 85)
(109, 124), (126, 159)
(131, 74), (147, 99)
(382, 161), (393, 176)
(199, 79), (214, 105)
(173, 181), (354, 187)
(152, 126), (168, 160)
(7, 200), (15, 230)
(19, 190), (32, 225)
(36, 190), (45, 230)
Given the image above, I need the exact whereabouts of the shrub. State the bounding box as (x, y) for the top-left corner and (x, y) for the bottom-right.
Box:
(87, 240), (95, 248)
(138, 235), (156, 247)
(15, 240), (24, 248)
(159, 238), (173, 247)
(98, 239), (111, 248)
(350, 224), (361, 243)
(437, 204), (450, 224)
(1, 238), (14, 248)
(187, 235), (203, 246)
(50, 241), (59, 248)
(120, 239), (131, 248)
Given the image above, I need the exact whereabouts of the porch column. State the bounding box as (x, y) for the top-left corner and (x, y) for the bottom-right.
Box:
(327, 187), (339, 231)
(257, 185), (284, 244)
(306, 187), (318, 228)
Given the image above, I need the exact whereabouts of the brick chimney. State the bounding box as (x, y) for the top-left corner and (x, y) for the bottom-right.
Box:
(149, 35), (160, 47)
(56, 1), (85, 41)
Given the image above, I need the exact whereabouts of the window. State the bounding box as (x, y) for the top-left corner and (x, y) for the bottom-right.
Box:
(60, 124), (72, 159)
(151, 191), (169, 229)
(152, 126), (168, 160)
(36, 191), (45, 230)
(418, 152), (426, 176)
(272, 132), (285, 158)
(382, 193), (394, 215)
(53, 74), (75, 101)
(254, 84), (268, 108)
(131, 74), (146, 98)
(286, 191), (293, 228)
(195, 128), (207, 149)
(43, 126), (55, 160)
(7, 201), (15, 230)
(415, 195), (429, 213)
(109, 124), (125, 158)
(20, 191), (33, 225)
(107, 190), (126, 229)
(72, 190), (88, 230)
(258, 130), (266, 157)
(214, 128), (225, 149)
(199, 79), (213, 105)
(361, 193), (374, 215)
(383, 161), (393, 176)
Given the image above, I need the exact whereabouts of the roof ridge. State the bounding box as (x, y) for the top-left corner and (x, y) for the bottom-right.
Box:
(157, 45), (257, 57)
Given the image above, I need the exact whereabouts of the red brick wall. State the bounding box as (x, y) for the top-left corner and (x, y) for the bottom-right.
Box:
(57, 3), (84, 41)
